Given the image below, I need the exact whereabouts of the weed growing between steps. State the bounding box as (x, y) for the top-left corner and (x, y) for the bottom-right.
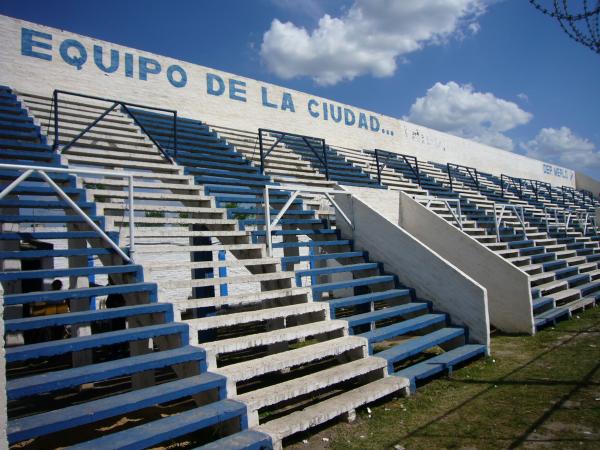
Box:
(286, 307), (600, 449)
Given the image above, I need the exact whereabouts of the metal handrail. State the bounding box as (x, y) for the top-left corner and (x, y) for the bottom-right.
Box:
(263, 185), (352, 257)
(258, 129), (329, 180)
(493, 203), (527, 242)
(500, 174), (523, 199)
(447, 163), (479, 193)
(51, 90), (178, 162)
(0, 163), (135, 263)
(372, 150), (421, 187)
(413, 195), (464, 230)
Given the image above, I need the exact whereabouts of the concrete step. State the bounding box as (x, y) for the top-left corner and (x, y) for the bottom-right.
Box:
(393, 344), (486, 392)
(238, 355), (388, 424)
(64, 154), (178, 173)
(257, 376), (408, 449)
(201, 320), (347, 366)
(178, 286), (311, 310)
(216, 335), (367, 391)
(186, 303), (328, 334)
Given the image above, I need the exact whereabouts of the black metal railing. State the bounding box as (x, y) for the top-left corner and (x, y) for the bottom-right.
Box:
(447, 163), (479, 193)
(581, 189), (595, 203)
(521, 178), (552, 202)
(371, 149), (421, 187)
(51, 90), (178, 162)
(500, 174), (523, 199)
(561, 185), (576, 204)
(258, 128), (329, 180)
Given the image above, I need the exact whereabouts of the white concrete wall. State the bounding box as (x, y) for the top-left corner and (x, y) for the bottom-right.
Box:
(0, 284), (7, 449)
(575, 172), (600, 199)
(334, 190), (490, 349)
(397, 192), (535, 335)
(0, 14), (577, 187)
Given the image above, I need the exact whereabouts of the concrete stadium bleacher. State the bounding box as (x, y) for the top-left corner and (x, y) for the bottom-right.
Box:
(340, 148), (600, 328)
(0, 77), (597, 449)
(0, 85), (492, 449)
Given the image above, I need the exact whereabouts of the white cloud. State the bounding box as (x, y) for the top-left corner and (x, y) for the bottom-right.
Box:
(517, 92), (529, 102)
(260, 0), (488, 85)
(521, 127), (599, 172)
(404, 81), (533, 151)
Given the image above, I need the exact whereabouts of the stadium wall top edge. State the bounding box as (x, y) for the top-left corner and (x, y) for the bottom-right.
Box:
(0, 13), (583, 188)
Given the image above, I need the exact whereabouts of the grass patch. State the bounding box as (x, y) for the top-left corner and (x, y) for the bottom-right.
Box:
(287, 307), (600, 449)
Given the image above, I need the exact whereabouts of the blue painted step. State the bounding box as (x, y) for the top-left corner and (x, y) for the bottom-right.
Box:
(346, 303), (428, 329)
(534, 306), (570, 328)
(0, 247), (119, 260)
(67, 399), (247, 450)
(272, 239), (351, 250)
(312, 275), (395, 296)
(282, 251), (366, 270)
(327, 289), (413, 314)
(7, 345), (206, 400)
(295, 262), (379, 285)
(0, 264), (140, 282)
(359, 313), (446, 344)
(580, 280), (600, 296)
(0, 230), (118, 241)
(8, 372), (227, 444)
(196, 429), (273, 450)
(532, 296), (555, 313)
(394, 345), (487, 392)
(0, 214), (104, 224)
(376, 327), (465, 373)
(4, 282), (157, 306)
(6, 322), (188, 363)
(5, 303), (173, 332)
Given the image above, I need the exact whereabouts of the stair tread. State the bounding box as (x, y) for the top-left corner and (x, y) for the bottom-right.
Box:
(7, 345), (205, 400)
(67, 398), (246, 450)
(8, 372), (225, 443)
(216, 336), (365, 383)
(238, 355), (388, 411)
(257, 376), (408, 442)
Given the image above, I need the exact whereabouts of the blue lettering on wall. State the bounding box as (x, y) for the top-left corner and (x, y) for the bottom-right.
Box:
(308, 99), (320, 118)
(167, 65), (187, 88)
(261, 87), (277, 109)
(207, 73), (225, 96)
(93, 45), (119, 73)
(21, 28), (52, 60)
(59, 39), (87, 70)
(125, 53), (134, 78)
(370, 116), (380, 132)
(138, 56), (161, 81)
(330, 104), (342, 123)
(344, 108), (355, 126)
(229, 79), (247, 102)
(358, 112), (368, 129)
(17, 26), (392, 135)
(281, 92), (295, 112)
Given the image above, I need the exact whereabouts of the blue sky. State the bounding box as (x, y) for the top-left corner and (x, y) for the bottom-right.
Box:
(1, 0), (599, 179)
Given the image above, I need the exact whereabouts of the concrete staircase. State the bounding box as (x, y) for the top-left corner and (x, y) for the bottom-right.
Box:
(13, 90), (427, 448)
(336, 147), (600, 328)
(129, 110), (486, 395)
(0, 86), (268, 448)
